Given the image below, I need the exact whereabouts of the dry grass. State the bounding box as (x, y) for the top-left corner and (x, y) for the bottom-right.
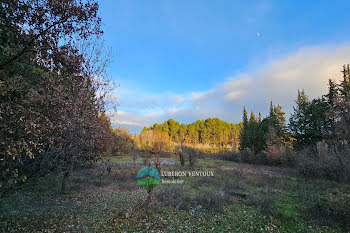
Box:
(1, 156), (349, 232)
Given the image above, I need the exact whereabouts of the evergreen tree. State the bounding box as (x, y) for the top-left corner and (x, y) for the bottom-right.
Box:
(269, 101), (275, 118)
(290, 90), (327, 150)
(163, 121), (170, 134)
(178, 123), (187, 142)
(289, 90), (309, 149)
(250, 112), (257, 123)
(328, 65), (350, 146)
(268, 101), (286, 139)
(239, 103), (287, 153)
(140, 118), (242, 148)
(152, 123), (163, 131)
(243, 107), (248, 126)
(186, 123), (198, 144)
(248, 112), (259, 152)
(199, 120), (209, 144)
(240, 107), (250, 150)
(258, 112), (262, 123)
(205, 118), (214, 143)
(167, 119), (180, 142)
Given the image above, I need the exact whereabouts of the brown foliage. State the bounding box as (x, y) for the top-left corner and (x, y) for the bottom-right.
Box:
(0, 0), (113, 194)
(139, 129), (171, 153)
(111, 128), (135, 156)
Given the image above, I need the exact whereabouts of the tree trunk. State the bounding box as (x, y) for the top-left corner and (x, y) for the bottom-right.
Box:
(61, 171), (70, 194)
(146, 189), (153, 211)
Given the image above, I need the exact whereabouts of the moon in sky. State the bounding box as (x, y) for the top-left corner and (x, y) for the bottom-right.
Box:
(257, 32), (260, 37)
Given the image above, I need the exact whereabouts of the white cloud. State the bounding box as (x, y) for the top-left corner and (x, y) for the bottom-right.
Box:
(190, 91), (207, 102)
(167, 108), (183, 114)
(224, 91), (244, 101)
(108, 44), (350, 133)
(222, 76), (252, 102)
(110, 119), (142, 126)
(172, 95), (185, 105)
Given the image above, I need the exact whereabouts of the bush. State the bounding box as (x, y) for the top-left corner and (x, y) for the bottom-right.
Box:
(280, 147), (297, 167)
(182, 146), (197, 167)
(264, 145), (284, 165)
(241, 148), (255, 163)
(241, 148), (268, 164)
(179, 152), (185, 166)
(155, 185), (191, 210)
(296, 148), (350, 181)
(195, 188), (227, 211)
(155, 171), (239, 212)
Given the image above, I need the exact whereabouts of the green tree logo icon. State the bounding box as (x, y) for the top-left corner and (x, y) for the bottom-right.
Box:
(136, 166), (160, 190)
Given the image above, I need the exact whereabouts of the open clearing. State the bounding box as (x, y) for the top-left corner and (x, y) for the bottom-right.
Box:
(1, 155), (350, 233)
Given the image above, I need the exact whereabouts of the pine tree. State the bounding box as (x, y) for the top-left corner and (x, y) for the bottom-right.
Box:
(290, 89), (327, 150)
(178, 123), (187, 142)
(258, 112), (262, 123)
(267, 101), (286, 139)
(163, 121), (169, 134)
(186, 123), (198, 144)
(239, 107), (249, 150)
(269, 101), (275, 118)
(167, 119), (180, 142)
(243, 107), (248, 126)
(290, 90), (309, 149)
(248, 112), (259, 152)
(340, 65), (350, 99)
(250, 112), (257, 123)
(333, 65), (350, 144)
(152, 123), (163, 131)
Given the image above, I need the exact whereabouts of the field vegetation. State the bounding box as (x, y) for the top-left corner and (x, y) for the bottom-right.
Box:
(1, 0), (350, 232)
(1, 155), (350, 232)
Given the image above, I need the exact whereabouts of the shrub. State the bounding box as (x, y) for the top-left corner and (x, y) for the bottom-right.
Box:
(241, 148), (268, 164)
(155, 185), (191, 210)
(182, 146), (197, 167)
(188, 151), (196, 168)
(195, 188), (227, 211)
(179, 152), (185, 166)
(281, 147), (297, 167)
(264, 145), (284, 165)
(241, 148), (254, 163)
(193, 169), (245, 200)
(263, 127), (284, 165)
(296, 148), (350, 181)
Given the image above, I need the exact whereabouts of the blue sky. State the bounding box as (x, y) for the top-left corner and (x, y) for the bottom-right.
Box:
(99, 0), (350, 133)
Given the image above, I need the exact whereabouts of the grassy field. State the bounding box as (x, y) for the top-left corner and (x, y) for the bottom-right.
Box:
(1, 155), (350, 232)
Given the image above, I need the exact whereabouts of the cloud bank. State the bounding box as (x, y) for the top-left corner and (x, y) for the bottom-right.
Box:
(108, 44), (350, 133)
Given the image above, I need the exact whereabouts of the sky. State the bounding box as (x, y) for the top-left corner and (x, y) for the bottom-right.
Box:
(99, 0), (350, 134)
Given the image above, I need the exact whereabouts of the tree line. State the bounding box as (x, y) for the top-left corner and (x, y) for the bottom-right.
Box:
(240, 65), (350, 154)
(239, 101), (287, 154)
(137, 65), (350, 179)
(239, 65), (350, 178)
(138, 118), (241, 149)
